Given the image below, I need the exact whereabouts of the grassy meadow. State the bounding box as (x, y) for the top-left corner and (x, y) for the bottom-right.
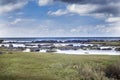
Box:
(0, 52), (120, 80)
(90, 41), (120, 46)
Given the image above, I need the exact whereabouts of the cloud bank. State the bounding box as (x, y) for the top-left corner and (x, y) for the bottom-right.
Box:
(49, 0), (120, 17)
(1, 0), (120, 17)
(0, 0), (120, 37)
(48, 0), (120, 36)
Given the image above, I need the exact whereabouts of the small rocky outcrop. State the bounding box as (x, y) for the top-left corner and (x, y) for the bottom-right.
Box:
(115, 48), (120, 51)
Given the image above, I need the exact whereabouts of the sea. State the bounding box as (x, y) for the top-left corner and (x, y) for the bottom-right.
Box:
(0, 37), (120, 42)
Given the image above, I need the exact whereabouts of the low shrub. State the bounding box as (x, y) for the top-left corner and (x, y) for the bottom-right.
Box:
(105, 61), (120, 79)
(8, 52), (13, 54)
(74, 64), (108, 80)
(0, 51), (3, 54)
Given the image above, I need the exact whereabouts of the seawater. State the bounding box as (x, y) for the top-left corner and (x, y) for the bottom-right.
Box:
(0, 37), (120, 42)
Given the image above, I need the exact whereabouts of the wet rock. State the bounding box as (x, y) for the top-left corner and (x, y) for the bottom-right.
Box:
(101, 48), (112, 50)
(115, 48), (120, 51)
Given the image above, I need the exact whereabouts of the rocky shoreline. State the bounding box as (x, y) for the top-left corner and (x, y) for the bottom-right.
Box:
(0, 39), (120, 54)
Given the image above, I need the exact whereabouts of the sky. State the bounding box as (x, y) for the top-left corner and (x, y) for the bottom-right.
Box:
(0, 0), (120, 37)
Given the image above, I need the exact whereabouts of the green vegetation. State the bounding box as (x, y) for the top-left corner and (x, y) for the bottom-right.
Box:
(0, 52), (120, 80)
(90, 41), (120, 46)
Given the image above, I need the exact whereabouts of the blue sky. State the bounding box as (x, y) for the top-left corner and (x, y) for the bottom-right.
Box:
(0, 0), (120, 37)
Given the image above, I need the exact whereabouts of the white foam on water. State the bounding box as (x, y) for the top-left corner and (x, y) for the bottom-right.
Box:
(0, 44), (25, 47)
(39, 50), (46, 53)
(12, 44), (25, 47)
(56, 49), (120, 55)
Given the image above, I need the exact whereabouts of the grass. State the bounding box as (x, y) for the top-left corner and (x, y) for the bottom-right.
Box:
(90, 41), (120, 46)
(0, 52), (120, 80)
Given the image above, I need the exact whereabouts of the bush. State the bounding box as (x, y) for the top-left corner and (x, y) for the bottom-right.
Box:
(105, 61), (120, 79)
(0, 51), (3, 54)
(8, 52), (13, 54)
(73, 64), (108, 80)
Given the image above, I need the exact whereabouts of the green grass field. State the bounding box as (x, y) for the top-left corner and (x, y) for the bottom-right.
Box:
(0, 52), (120, 80)
(90, 41), (120, 46)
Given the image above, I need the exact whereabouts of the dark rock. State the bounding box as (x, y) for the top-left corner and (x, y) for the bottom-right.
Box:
(101, 48), (112, 50)
(115, 48), (120, 51)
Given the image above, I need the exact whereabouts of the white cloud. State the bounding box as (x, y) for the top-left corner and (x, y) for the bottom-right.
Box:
(38, 0), (53, 6)
(94, 21), (120, 36)
(11, 19), (22, 25)
(67, 4), (98, 15)
(0, 19), (67, 37)
(69, 21), (120, 37)
(106, 21), (120, 34)
(11, 18), (35, 25)
(70, 26), (93, 34)
(58, 0), (120, 17)
(106, 17), (120, 23)
(0, 1), (27, 15)
(16, 12), (24, 15)
(8, 16), (13, 19)
(70, 29), (77, 32)
(70, 28), (81, 33)
(48, 2), (120, 20)
(48, 4), (99, 16)
(104, 17), (120, 35)
(48, 9), (68, 16)
(1, 18), (120, 37)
